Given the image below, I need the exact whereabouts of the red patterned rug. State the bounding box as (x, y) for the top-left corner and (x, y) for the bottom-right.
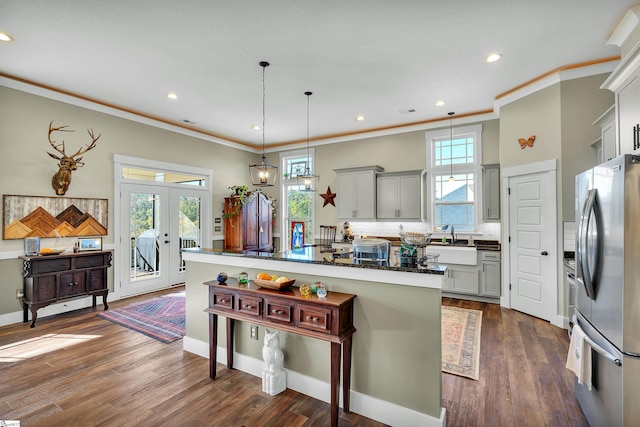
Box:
(97, 292), (185, 343)
(442, 306), (482, 380)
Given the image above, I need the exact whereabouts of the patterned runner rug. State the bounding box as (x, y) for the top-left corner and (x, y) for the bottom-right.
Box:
(98, 292), (185, 343)
(442, 306), (482, 380)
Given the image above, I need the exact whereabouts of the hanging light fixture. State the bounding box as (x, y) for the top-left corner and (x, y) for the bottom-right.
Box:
(448, 112), (455, 182)
(297, 91), (320, 192)
(249, 61), (278, 187)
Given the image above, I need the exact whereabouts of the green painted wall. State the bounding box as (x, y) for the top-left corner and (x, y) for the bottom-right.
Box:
(185, 260), (443, 418)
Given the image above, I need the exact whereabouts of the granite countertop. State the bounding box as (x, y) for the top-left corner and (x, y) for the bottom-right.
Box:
(341, 236), (502, 251)
(184, 246), (446, 275)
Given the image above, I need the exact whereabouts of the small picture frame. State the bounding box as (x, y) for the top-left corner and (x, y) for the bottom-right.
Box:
(78, 237), (102, 252)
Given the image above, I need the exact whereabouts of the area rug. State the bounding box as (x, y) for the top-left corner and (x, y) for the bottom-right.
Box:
(97, 292), (185, 343)
(441, 306), (482, 380)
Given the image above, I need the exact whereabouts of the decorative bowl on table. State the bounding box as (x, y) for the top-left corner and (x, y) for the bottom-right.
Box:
(399, 232), (432, 247)
(38, 248), (65, 256)
(254, 278), (296, 290)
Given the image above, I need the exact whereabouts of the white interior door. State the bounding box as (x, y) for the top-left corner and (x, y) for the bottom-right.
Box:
(508, 170), (557, 321)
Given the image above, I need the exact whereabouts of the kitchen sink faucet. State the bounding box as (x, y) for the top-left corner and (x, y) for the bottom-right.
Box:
(442, 225), (456, 243)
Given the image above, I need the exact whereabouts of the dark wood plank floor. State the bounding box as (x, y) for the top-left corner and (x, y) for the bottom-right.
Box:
(0, 289), (587, 426)
(442, 297), (588, 427)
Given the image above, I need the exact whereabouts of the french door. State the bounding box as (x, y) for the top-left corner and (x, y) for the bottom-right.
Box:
(120, 183), (203, 297)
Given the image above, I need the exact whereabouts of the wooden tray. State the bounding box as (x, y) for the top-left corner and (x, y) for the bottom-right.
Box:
(254, 278), (296, 290)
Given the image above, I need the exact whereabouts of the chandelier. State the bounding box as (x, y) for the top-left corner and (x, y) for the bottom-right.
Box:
(297, 91), (320, 192)
(249, 61), (278, 187)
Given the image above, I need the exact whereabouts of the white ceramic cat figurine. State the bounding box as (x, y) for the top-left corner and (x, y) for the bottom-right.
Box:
(262, 329), (286, 395)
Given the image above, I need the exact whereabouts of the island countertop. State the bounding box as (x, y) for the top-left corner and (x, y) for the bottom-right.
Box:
(183, 246), (446, 275)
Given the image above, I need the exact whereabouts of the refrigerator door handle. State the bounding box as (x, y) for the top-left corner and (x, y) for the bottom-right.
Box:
(576, 189), (599, 299)
(573, 312), (622, 367)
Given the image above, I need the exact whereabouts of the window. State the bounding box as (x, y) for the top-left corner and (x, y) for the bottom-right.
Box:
(426, 124), (482, 232)
(280, 150), (315, 249)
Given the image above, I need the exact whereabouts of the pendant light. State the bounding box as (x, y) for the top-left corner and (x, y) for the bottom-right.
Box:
(297, 91), (320, 192)
(448, 112), (455, 182)
(249, 61), (278, 187)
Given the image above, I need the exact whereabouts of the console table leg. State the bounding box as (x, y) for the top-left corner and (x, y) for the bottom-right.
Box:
(226, 318), (235, 369)
(209, 313), (218, 379)
(29, 306), (38, 328)
(330, 341), (341, 427)
(342, 336), (353, 413)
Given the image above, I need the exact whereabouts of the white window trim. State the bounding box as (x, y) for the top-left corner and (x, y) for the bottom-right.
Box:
(425, 124), (483, 230)
(279, 148), (316, 249)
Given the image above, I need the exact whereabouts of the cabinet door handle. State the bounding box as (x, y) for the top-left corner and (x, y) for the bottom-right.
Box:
(541, 251), (548, 256)
(305, 315), (319, 323)
(242, 304), (254, 309)
(272, 309), (285, 315)
(219, 298), (227, 304)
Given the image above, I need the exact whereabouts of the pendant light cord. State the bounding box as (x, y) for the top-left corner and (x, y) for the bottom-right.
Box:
(305, 91), (312, 170)
(449, 112), (455, 181)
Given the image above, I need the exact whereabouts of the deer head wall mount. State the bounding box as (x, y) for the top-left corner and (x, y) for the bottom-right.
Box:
(47, 121), (100, 195)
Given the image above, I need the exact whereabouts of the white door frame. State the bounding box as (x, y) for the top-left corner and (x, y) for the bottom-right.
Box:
(501, 159), (562, 327)
(113, 154), (213, 301)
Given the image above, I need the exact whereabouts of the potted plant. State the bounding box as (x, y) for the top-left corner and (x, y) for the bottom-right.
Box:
(224, 185), (251, 219)
(229, 185), (249, 197)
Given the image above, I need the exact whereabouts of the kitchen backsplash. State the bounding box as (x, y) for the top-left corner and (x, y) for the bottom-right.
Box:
(337, 221), (501, 241)
(563, 221), (576, 251)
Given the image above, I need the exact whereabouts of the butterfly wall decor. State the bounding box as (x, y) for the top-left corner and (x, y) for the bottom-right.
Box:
(518, 135), (535, 149)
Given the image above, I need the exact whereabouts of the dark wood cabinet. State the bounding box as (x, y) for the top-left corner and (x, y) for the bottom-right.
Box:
(224, 192), (272, 251)
(20, 251), (112, 327)
(204, 278), (356, 427)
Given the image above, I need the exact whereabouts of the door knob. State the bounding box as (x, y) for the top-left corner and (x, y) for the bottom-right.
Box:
(541, 251), (548, 256)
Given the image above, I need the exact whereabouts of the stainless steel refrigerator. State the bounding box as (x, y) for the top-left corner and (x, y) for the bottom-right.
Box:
(574, 154), (640, 426)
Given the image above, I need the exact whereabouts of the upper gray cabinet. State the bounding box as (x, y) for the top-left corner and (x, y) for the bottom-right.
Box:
(601, 40), (640, 156)
(376, 171), (422, 220)
(482, 164), (500, 222)
(593, 105), (616, 163)
(335, 166), (383, 220)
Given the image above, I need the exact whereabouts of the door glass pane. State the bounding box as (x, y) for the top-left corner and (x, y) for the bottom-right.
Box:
(130, 192), (161, 281)
(178, 195), (201, 272)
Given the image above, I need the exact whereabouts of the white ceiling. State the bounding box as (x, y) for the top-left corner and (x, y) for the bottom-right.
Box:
(1, 0), (638, 151)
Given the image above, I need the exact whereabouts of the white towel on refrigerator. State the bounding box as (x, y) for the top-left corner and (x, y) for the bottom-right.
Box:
(566, 324), (593, 391)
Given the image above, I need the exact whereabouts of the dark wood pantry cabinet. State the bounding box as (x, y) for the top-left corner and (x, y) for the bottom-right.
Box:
(224, 192), (272, 252)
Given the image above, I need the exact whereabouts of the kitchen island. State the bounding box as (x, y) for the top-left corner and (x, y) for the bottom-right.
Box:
(182, 247), (446, 427)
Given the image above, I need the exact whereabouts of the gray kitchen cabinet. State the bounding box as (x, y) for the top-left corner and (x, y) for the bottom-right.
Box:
(601, 43), (640, 156)
(482, 164), (500, 222)
(335, 166), (383, 220)
(443, 264), (479, 295)
(593, 105), (616, 163)
(479, 251), (501, 297)
(376, 171), (422, 220)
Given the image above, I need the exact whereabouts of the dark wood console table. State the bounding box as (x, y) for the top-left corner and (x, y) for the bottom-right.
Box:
(20, 251), (112, 327)
(204, 279), (356, 427)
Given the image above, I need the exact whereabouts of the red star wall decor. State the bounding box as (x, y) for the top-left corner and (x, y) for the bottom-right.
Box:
(320, 186), (336, 207)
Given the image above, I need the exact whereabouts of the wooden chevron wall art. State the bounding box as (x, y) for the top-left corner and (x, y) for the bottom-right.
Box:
(3, 194), (108, 240)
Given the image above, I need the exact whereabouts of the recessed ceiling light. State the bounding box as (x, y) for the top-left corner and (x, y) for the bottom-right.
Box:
(0, 32), (14, 42)
(356, 115), (365, 121)
(166, 92), (178, 100)
(486, 53), (502, 63)
(252, 125), (261, 130)
(435, 100), (445, 107)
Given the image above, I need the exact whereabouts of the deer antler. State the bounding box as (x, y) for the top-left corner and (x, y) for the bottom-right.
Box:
(47, 120), (74, 159)
(70, 129), (101, 167)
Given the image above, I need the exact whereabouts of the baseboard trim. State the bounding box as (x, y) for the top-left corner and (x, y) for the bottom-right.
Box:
(0, 293), (123, 328)
(183, 337), (445, 427)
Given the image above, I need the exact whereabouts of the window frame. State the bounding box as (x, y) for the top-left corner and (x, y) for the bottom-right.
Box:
(279, 148), (316, 250)
(425, 124), (483, 232)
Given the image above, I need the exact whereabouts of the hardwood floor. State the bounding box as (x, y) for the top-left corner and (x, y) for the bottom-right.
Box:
(0, 290), (587, 426)
(442, 297), (588, 427)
